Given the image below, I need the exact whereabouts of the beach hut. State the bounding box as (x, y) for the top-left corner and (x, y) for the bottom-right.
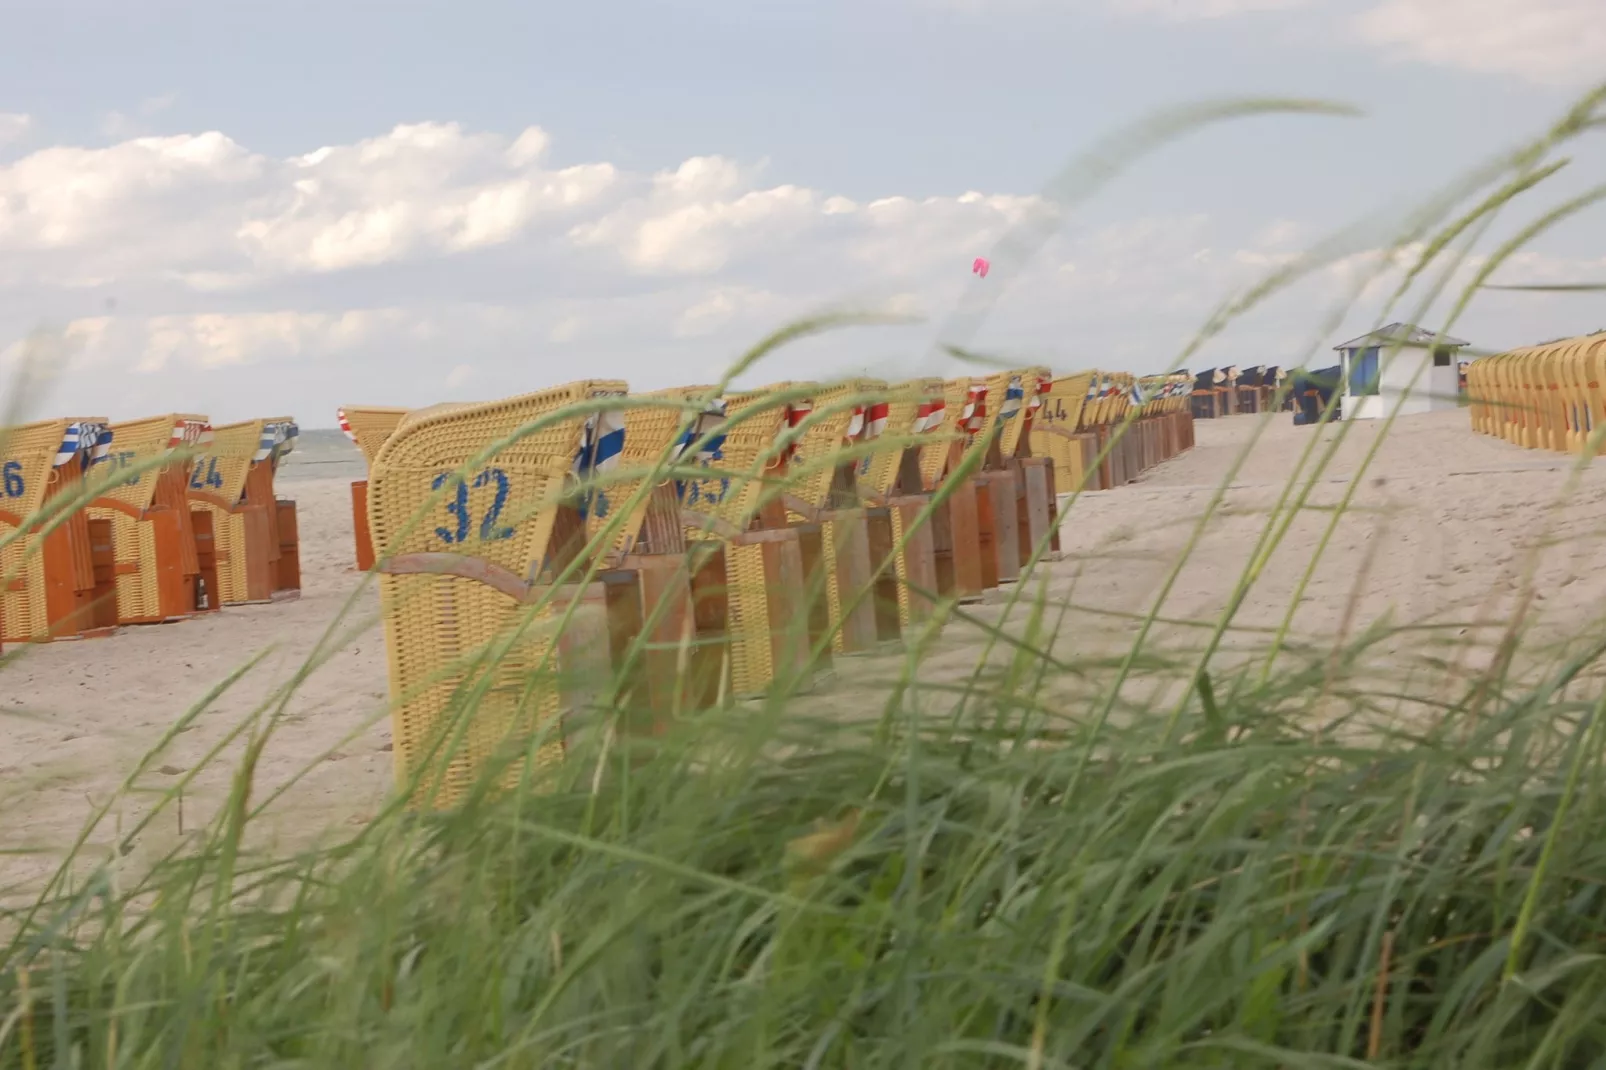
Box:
(337, 406), (410, 570)
(1333, 323), (1470, 420)
(1, 419), (119, 643)
(188, 418), (300, 605)
(89, 415), (220, 624)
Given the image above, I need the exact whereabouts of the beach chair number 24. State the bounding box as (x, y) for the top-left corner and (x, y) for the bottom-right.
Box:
(1, 460), (23, 499)
(432, 468), (515, 544)
(189, 458), (225, 490)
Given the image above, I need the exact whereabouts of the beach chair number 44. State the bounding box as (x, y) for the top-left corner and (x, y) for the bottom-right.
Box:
(432, 467), (516, 544)
(1038, 399), (1072, 424)
(2, 461), (22, 499)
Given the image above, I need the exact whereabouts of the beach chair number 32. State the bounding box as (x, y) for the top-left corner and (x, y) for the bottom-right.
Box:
(2, 460), (22, 499)
(432, 467), (515, 544)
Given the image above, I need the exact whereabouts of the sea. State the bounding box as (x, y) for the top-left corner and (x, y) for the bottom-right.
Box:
(277, 428), (367, 484)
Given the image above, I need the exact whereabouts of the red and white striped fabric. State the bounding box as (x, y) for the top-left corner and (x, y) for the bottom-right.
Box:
(337, 407), (358, 444)
(169, 419), (212, 448)
(960, 383), (988, 435)
(845, 405), (866, 441)
(864, 401), (889, 439)
(913, 397), (946, 433)
(783, 399), (812, 462)
(1022, 378), (1051, 430)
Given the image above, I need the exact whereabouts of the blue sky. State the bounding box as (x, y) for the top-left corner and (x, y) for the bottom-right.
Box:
(0, 0), (1602, 423)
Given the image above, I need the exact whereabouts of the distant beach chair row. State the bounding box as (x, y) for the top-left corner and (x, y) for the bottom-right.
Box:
(0, 416), (301, 648)
(1466, 334), (1606, 454)
(1186, 366), (1293, 420)
(345, 369), (1194, 807)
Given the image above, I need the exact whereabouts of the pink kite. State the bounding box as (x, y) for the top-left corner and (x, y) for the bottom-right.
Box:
(972, 257), (990, 279)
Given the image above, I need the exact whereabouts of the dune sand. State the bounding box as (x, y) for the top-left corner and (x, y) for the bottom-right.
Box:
(6, 407), (1604, 891)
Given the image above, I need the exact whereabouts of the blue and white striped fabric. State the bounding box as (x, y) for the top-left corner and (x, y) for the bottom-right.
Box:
(572, 407), (626, 520)
(573, 409), (626, 476)
(1085, 376), (1098, 402)
(673, 398), (729, 504)
(54, 422), (113, 469)
(53, 424), (83, 468)
(254, 421), (299, 463)
(999, 377), (1024, 420)
(1129, 382), (1144, 408)
(672, 398), (728, 464)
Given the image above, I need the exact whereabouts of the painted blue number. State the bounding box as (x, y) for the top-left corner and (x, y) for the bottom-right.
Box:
(432, 472), (471, 544)
(189, 457), (223, 490)
(472, 468), (515, 541)
(435, 467), (515, 544)
(2, 460), (23, 499)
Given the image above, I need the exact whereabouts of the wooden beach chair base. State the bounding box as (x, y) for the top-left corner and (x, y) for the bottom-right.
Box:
(1, 512), (119, 643)
(596, 553), (696, 734)
(1013, 457), (1059, 566)
(685, 528), (812, 703)
(797, 508), (881, 657)
(865, 497), (938, 643)
(931, 480), (987, 603)
(275, 499), (301, 598)
(352, 480), (376, 571)
(975, 469), (1020, 585)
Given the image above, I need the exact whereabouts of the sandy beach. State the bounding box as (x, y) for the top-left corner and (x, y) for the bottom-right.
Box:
(6, 407), (1605, 891)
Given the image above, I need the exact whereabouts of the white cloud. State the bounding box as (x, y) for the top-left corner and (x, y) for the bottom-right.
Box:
(0, 122), (615, 286)
(1354, 0), (1606, 86)
(0, 115), (1601, 424)
(0, 113), (31, 147)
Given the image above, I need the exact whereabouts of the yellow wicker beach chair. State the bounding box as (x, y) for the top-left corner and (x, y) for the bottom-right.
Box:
(570, 384), (708, 726)
(188, 418), (300, 604)
(855, 379), (941, 637)
(906, 377), (986, 601)
(944, 375), (1019, 586)
(1, 419), (119, 643)
(89, 415), (218, 624)
(1028, 371), (1095, 494)
(367, 380), (628, 806)
(676, 383), (811, 700)
(768, 378), (887, 657)
(339, 405), (410, 571)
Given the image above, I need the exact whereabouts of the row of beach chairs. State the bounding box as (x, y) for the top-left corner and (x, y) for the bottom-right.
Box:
(1466, 333), (1606, 454)
(342, 367), (1194, 806)
(0, 416), (301, 650)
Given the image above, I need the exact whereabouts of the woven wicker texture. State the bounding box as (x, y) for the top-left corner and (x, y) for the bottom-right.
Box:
(342, 406), (410, 467)
(90, 414), (207, 622)
(593, 385), (712, 556)
(1026, 372), (1093, 493)
(679, 384), (793, 534)
(675, 383), (796, 698)
(999, 368), (1045, 457)
(784, 379), (872, 514)
(368, 381), (626, 807)
(916, 378), (963, 490)
(858, 380), (927, 497)
(0, 419), (83, 640)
